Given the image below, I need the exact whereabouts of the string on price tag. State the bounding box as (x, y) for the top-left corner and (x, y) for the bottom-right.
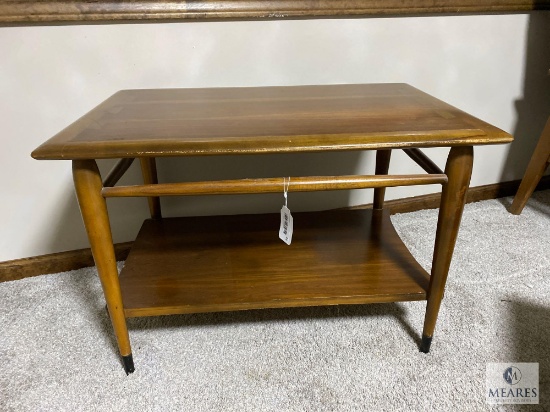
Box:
(278, 177), (293, 245)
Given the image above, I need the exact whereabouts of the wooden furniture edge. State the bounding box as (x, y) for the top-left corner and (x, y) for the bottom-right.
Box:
(2, 175), (548, 283)
(1, 0), (549, 24)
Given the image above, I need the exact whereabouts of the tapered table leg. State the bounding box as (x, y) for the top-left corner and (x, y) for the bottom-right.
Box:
(509, 117), (550, 215)
(139, 157), (162, 219)
(420, 146), (473, 353)
(72, 159), (134, 374)
(373, 149), (392, 210)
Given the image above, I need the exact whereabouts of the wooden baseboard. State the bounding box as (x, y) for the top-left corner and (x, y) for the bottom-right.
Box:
(353, 174), (550, 215)
(0, 242), (133, 283)
(1, 176), (548, 283)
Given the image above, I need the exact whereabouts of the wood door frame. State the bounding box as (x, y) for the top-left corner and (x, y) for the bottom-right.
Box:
(1, 1), (549, 24)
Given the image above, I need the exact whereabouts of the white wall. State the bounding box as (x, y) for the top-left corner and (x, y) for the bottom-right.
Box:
(1, 13), (548, 261)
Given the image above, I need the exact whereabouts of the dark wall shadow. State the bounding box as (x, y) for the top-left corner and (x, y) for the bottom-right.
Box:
(501, 11), (550, 183)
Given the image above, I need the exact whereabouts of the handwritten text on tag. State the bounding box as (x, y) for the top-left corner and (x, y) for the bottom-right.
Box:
(279, 205), (293, 245)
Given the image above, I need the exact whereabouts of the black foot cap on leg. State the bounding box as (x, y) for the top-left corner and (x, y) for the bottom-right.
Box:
(419, 335), (432, 353)
(122, 354), (135, 375)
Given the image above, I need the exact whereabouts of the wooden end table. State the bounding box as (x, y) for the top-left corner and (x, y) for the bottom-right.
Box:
(32, 84), (512, 374)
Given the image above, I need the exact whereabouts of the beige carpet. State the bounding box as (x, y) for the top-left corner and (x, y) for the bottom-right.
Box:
(1, 190), (549, 411)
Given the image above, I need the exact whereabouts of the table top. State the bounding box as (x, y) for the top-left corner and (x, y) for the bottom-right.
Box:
(32, 83), (512, 160)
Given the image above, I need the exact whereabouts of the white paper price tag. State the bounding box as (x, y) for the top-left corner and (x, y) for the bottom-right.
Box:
(279, 205), (293, 245)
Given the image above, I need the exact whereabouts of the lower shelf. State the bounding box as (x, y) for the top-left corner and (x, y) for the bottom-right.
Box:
(119, 209), (430, 317)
